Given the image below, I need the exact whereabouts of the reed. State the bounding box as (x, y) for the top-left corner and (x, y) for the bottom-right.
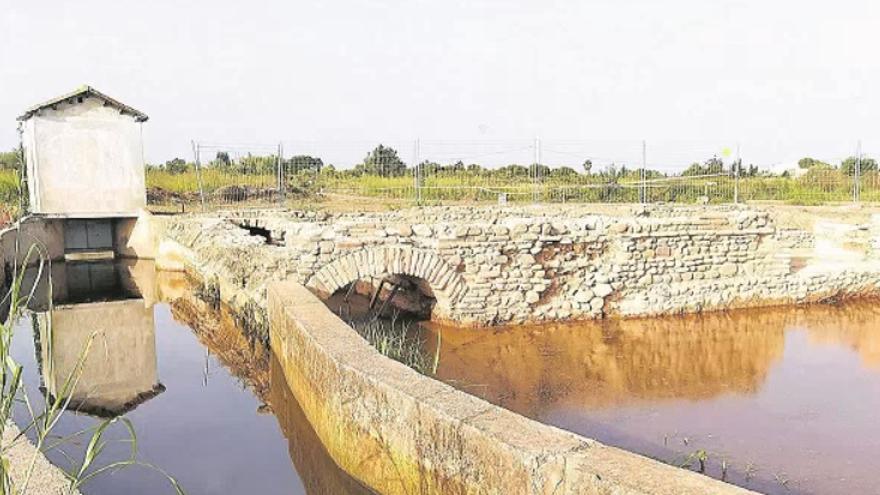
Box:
(350, 315), (439, 376)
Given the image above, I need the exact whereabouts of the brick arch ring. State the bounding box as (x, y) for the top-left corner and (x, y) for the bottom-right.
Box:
(305, 246), (469, 309)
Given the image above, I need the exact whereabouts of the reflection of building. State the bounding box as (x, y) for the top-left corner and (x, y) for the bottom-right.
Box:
(34, 260), (164, 417)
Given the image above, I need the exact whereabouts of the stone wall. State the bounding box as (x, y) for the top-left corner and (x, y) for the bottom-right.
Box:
(160, 205), (880, 328)
(268, 280), (755, 495)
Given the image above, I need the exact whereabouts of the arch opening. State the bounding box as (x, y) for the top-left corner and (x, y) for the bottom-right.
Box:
(305, 246), (467, 323)
(325, 274), (438, 323)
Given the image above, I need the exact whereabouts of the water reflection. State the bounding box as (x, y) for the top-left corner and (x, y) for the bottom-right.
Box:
(8, 260), (367, 494)
(423, 310), (788, 415)
(424, 300), (880, 495)
(32, 261), (164, 417)
(269, 355), (373, 495)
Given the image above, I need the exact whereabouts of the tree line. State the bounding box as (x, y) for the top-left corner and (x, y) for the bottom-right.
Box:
(147, 144), (876, 179)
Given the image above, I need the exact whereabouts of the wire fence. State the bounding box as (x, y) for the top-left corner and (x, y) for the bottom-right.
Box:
(145, 139), (876, 210)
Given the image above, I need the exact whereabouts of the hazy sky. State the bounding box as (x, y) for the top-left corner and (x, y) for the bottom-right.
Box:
(1, 0), (877, 170)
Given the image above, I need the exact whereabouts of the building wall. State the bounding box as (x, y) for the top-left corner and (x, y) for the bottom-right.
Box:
(22, 97), (146, 216)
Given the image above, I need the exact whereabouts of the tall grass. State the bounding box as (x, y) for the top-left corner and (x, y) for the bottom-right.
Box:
(350, 314), (440, 376)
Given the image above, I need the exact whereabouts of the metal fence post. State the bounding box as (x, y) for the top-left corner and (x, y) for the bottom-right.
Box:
(855, 140), (862, 202)
(277, 142), (285, 206)
(413, 139), (421, 204)
(640, 140), (647, 203)
(192, 140), (206, 211)
(533, 137), (541, 203)
(734, 143), (740, 205)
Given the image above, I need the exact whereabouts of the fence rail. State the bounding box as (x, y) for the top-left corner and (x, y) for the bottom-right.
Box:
(145, 139), (876, 210)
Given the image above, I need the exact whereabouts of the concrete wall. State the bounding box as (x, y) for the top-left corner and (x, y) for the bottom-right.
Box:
(0, 212), (160, 285)
(114, 210), (164, 259)
(0, 216), (65, 269)
(21, 96), (146, 216)
(268, 281), (755, 495)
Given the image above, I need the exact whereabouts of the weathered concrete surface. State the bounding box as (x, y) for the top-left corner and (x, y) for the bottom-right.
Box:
(114, 210), (165, 259)
(2, 423), (80, 495)
(160, 205), (880, 330)
(0, 211), (161, 286)
(0, 216), (65, 266)
(269, 280), (756, 495)
(20, 93), (147, 216)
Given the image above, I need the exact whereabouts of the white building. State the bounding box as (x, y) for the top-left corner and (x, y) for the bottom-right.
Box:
(18, 85), (148, 217)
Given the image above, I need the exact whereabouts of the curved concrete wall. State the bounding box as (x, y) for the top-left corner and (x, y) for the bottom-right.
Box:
(268, 281), (757, 495)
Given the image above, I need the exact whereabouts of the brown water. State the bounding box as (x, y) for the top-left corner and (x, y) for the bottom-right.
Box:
(17, 260), (880, 494)
(9, 260), (370, 495)
(423, 302), (880, 495)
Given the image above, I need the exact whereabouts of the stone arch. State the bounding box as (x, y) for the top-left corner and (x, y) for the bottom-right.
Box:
(305, 246), (468, 313)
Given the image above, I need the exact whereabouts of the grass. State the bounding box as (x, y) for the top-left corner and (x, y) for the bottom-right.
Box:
(349, 313), (440, 376)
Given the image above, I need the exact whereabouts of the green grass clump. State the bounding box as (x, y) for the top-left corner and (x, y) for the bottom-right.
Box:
(350, 316), (439, 375)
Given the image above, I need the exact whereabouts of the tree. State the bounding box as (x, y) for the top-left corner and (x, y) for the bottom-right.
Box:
(550, 166), (579, 178)
(683, 155), (725, 176)
(582, 159), (593, 175)
(840, 156), (878, 175)
(287, 155), (323, 173)
(0, 149), (19, 170)
(418, 160), (441, 175)
(164, 158), (190, 174)
(529, 163), (551, 178)
(215, 151), (231, 167)
(355, 144), (407, 176)
(498, 164), (529, 177)
(798, 157), (831, 170)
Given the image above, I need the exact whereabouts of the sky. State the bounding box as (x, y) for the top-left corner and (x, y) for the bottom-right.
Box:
(1, 0), (878, 171)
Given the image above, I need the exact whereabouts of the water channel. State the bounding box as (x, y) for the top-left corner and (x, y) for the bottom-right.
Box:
(9, 260), (370, 495)
(8, 259), (880, 494)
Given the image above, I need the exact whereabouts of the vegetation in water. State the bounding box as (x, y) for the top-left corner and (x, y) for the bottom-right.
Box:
(0, 247), (184, 494)
(349, 312), (440, 376)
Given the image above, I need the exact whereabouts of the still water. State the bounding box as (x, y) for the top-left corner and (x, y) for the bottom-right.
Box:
(423, 302), (880, 495)
(10, 260), (369, 495)
(13, 259), (880, 495)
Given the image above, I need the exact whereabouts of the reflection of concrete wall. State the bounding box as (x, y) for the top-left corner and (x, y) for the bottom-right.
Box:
(21, 97), (146, 216)
(38, 299), (160, 416)
(268, 355), (373, 495)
